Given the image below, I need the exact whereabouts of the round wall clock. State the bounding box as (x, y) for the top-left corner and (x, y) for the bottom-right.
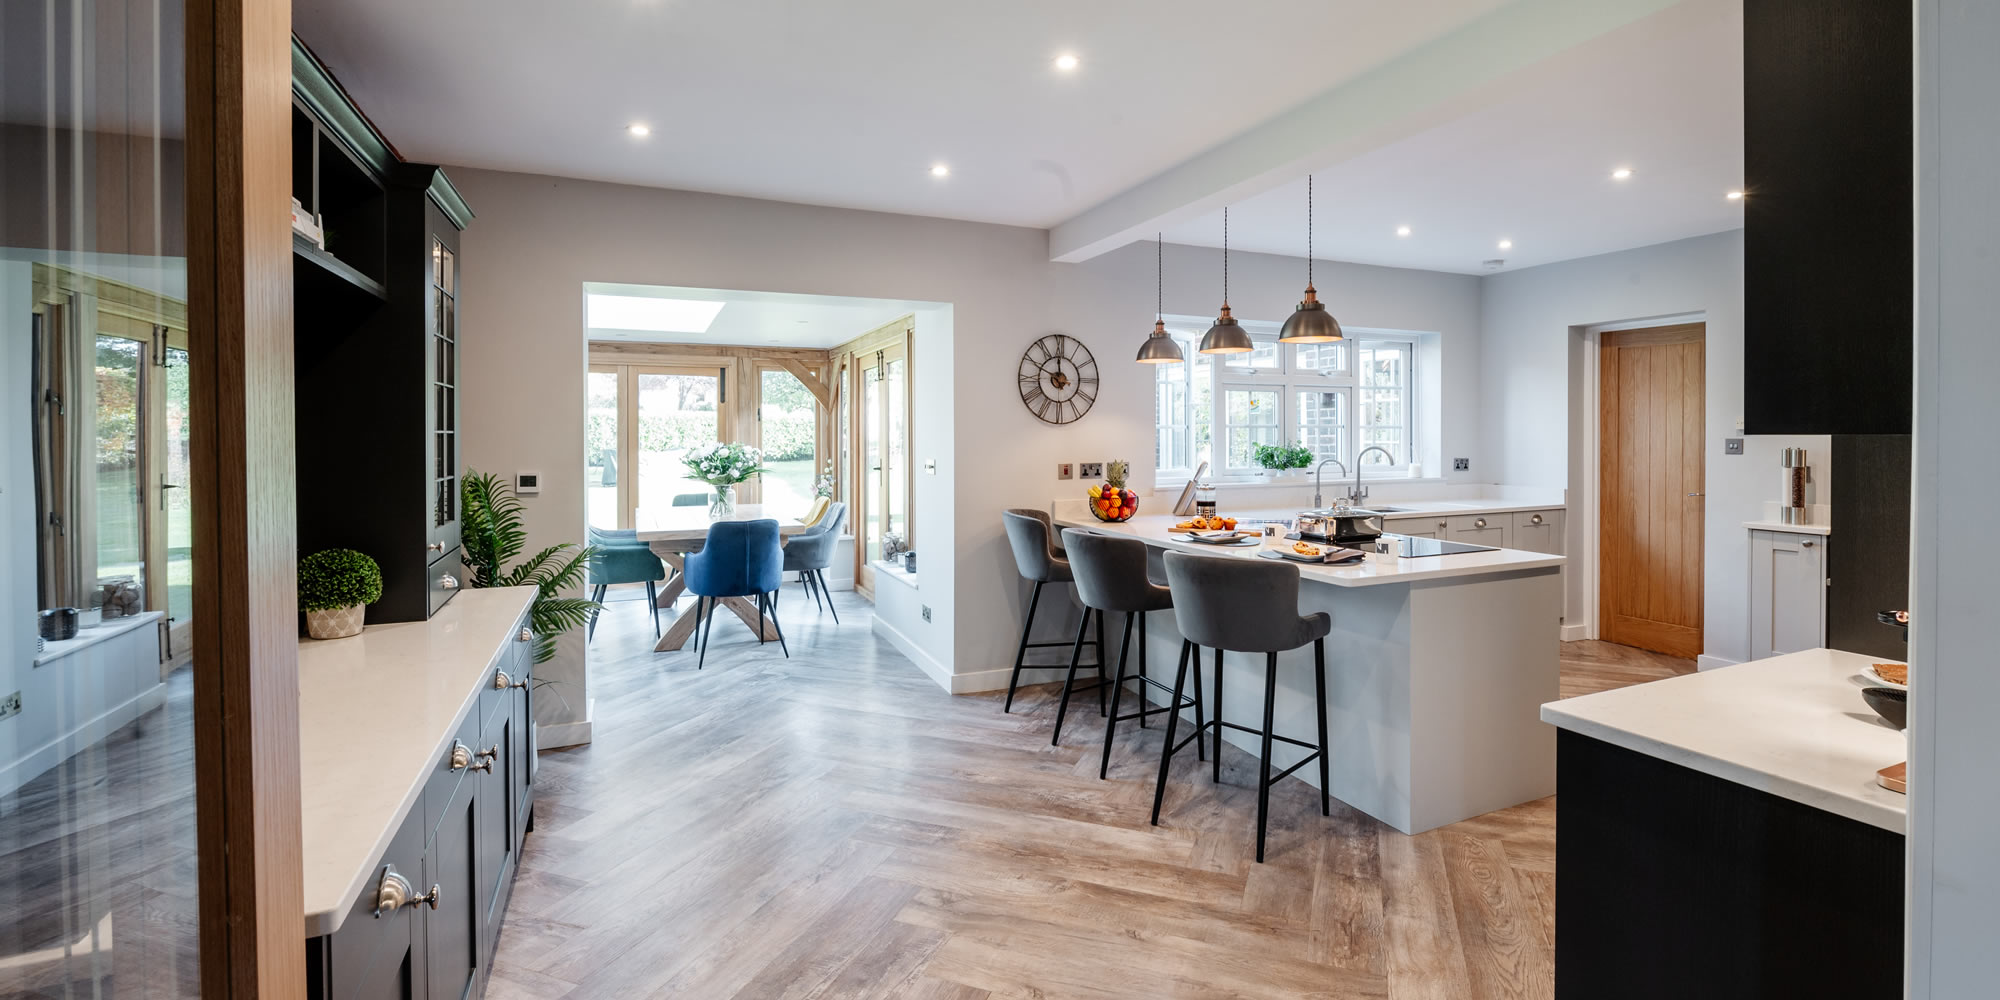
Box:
(1017, 333), (1099, 425)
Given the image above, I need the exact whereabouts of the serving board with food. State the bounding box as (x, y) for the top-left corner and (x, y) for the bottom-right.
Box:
(1260, 540), (1367, 564)
(1169, 515), (1240, 533)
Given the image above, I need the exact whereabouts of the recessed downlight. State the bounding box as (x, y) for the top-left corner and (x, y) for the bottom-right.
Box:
(1498, 238), (1514, 250)
(1611, 167), (1633, 180)
(1727, 189), (1745, 201)
(1396, 225), (1412, 237)
(929, 163), (950, 178)
(626, 123), (651, 137)
(1054, 53), (1080, 71)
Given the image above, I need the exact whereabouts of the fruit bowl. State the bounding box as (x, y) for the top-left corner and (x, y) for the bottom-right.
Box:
(1088, 483), (1137, 523)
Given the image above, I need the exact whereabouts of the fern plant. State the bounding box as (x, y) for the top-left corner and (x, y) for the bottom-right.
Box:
(460, 471), (598, 663)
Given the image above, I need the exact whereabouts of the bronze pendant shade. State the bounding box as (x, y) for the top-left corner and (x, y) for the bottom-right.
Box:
(1278, 174), (1344, 344)
(1199, 208), (1254, 354)
(1136, 234), (1185, 363)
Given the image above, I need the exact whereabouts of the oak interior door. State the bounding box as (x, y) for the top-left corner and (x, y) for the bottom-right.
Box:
(1599, 323), (1706, 658)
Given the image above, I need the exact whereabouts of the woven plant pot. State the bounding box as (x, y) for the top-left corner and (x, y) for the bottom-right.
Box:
(305, 603), (365, 639)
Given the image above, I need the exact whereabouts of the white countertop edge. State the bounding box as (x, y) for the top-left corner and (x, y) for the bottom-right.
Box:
(1375, 500), (1565, 519)
(1052, 512), (1564, 588)
(1539, 706), (1904, 833)
(300, 587), (537, 936)
(1743, 519), (1833, 535)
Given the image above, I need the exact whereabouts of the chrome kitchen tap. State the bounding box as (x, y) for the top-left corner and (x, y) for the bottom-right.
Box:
(1312, 458), (1348, 509)
(1348, 446), (1397, 508)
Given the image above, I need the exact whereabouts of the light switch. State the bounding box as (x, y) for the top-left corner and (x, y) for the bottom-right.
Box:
(923, 458), (937, 475)
(1724, 438), (1744, 455)
(1057, 463), (1074, 480)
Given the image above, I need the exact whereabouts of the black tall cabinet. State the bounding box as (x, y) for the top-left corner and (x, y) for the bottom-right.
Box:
(291, 39), (474, 622)
(1742, 0), (1912, 435)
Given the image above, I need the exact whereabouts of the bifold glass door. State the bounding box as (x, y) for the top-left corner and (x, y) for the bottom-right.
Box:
(855, 345), (907, 594)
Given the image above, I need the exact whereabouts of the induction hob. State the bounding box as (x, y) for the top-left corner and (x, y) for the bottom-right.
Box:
(1383, 534), (1499, 558)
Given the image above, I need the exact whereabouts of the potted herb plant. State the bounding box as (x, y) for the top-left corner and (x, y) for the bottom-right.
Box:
(1253, 442), (1315, 480)
(683, 441), (769, 517)
(299, 548), (383, 639)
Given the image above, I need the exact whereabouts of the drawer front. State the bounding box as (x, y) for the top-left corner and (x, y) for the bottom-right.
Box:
(1386, 516), (1445, 540)
(1444, 514), (1510, 548)
(427, 547), (464, 618)
(482, 610), (534, 728)
(1511, 510), (1564, 554)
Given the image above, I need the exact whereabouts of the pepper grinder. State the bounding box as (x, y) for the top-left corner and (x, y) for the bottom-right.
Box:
(1781, 447), (1811, 525)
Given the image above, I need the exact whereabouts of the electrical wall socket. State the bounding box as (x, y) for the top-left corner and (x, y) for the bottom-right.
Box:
(1056, 463), (1073, 480)
(1079, 461), (1105, 479)
(1453, 458), (1470, 471)
(921, 605), (932, 623)
(0, 691), (21, 721)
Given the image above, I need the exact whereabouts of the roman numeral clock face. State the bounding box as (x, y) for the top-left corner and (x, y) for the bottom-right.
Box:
(1017, 333), (1098, 425)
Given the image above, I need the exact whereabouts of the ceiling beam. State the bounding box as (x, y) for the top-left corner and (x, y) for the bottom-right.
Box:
(1046, 0), (1683, 263)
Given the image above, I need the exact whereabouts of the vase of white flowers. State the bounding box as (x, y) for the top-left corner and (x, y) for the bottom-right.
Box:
(683, 441), (769, 518)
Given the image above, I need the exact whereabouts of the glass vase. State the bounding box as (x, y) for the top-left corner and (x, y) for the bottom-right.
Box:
(709, 485), (738, 518)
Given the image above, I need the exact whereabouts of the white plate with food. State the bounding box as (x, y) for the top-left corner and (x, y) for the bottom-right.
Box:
(1259, 541), (1366, 564)
(1861, 662), (1908, 689)
(1182, 530), (1260, 546)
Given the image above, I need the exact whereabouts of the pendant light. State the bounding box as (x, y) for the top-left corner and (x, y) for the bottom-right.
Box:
(1135, 233), (1185, 364)
(1198, 207), (1253, 354)
(1278, 174), (1344, 344)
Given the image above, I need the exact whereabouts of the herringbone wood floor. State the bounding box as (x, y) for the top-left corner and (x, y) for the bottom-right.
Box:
(490, 589), (1692, 1000)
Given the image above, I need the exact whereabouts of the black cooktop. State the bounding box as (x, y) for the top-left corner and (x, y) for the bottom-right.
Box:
(1384, 534), (1499, 558)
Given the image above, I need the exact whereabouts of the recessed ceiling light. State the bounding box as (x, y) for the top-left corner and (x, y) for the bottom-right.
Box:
(626, 123), (651, 137)
(1054, 53), (1080, 71)
(1611, 167), (1633, 180)
(1498, 238), (1513, 250)
(1396, 225), (1412, 237)
(1727, 189), (1745, 200)
(585, 294), (725, 334)
(930, 164), (950, 178)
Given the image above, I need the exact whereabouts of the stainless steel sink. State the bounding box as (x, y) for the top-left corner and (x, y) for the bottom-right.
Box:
(1365, 506), (1416, 513)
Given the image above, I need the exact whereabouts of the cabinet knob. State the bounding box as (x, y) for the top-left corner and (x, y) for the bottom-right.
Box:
(448, 740), (475, 773)
(427, 541), (444, 552)
(1530, 513), (1544, 525)
(374, 865), (439, 916)
(469, 745), (499, 774)
(440, 573), (459, 590)
(517, 627), (533, 643)
(1474, 518), (1488, 529)
(494, 669), (529, 691)
(1438, 521), (1449, 531)
(1802, 540), (1816, 548)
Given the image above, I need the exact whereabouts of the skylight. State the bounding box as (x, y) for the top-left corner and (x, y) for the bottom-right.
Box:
(585, 294), (726, 333)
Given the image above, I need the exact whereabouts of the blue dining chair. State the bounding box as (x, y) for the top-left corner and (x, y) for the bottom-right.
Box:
(586, 525), (666, 639)
(672, 492), (710, 507)
(682, 518), (786, 668)
(782, 502), (846, 623)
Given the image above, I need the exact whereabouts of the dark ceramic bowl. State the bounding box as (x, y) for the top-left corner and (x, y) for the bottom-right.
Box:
(1861, 686), (1908, 731)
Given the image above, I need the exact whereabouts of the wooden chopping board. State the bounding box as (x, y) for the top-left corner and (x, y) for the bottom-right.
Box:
(1877, 762), (1906, 794)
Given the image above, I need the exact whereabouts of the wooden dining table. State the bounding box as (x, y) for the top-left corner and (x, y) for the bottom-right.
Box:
(634, 504), (807, 653)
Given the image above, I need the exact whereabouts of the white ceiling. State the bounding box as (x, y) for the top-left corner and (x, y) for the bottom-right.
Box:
(292, 0), (1509, 229)
(583, 283), (929, 349)
(1157, 0), (1744, 273)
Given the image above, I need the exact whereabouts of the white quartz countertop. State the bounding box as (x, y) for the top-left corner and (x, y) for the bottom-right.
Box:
(1743, 518), (1832, 535)
(1541, 648), (1907, 833)
(1053, 510), (1563, 588)
(297, 586), (537, 936)
(1369, 499), (1563, 518)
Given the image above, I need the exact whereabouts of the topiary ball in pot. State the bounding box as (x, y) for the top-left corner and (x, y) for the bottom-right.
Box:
(299, 548), (384, 639)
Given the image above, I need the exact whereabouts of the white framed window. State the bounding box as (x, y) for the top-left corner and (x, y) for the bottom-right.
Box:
(1154, 321), (1423, 482)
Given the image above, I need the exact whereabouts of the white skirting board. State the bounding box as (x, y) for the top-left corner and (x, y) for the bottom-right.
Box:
(873, 615), (953, 693)
(0, 683), (167, 800)
(536, 697), (594, 749)
(1560, 623), (1590, 642)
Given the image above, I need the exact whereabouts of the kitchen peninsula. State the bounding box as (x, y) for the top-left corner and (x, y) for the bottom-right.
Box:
(1053, 503), (1565, 834)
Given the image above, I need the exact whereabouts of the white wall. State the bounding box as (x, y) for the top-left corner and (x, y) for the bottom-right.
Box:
(1908, 1), (2000, 993)
(1, 260), (37, 766)
(1478, 230), (1827, 666)
(449, 168), (1483, 723)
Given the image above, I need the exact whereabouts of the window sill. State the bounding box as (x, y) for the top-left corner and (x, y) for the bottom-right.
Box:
(871, 559), (918, 588)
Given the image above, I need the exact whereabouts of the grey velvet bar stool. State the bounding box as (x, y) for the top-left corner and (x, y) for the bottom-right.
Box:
(1060, 528), (1206, 769)
(1152, 550), (1332, 863)
(1000, 509), (1104, 718)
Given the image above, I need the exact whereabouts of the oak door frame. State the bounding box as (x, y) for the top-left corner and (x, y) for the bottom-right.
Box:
(1592, 320), (1707, 659)
(186, 0), (307, 994)
(1577, 314), (1707, 645)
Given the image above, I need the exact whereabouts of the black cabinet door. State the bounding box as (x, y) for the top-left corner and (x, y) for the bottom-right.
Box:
(427, 769), (482, 1000)
(425, 199), (464, 566)
(1742, 0), (1912, 434)
(476, 702), (517, 940)
(511, 630), (535, 838)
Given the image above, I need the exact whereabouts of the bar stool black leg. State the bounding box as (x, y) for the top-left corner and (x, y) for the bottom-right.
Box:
(1189, 647), (1206, 762)
(1313, 638), (1330, 816)
(1256, 651), (1279, 863)
(1099, 619), (1137, 779)
(1212, 648), (1225, 784)
(1052, 611), (1092, 746)
(1104, 610), (1131, 718)
(1150, 639), (1193, 826)
(1004, 581), (1044, 714)
(1136, 612), (1149, 729)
